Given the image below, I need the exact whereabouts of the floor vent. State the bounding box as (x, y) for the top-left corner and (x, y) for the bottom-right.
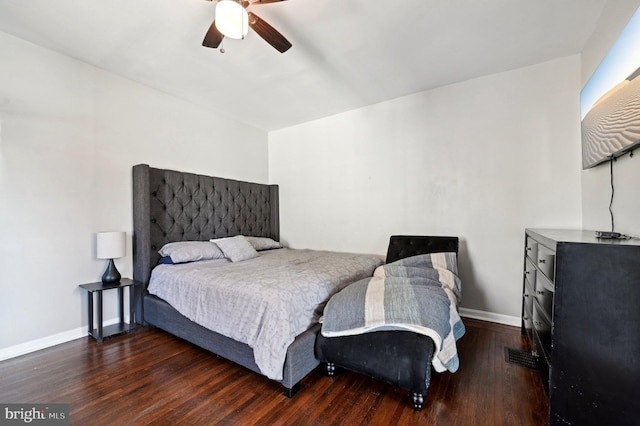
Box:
(505, 347), (539, 369)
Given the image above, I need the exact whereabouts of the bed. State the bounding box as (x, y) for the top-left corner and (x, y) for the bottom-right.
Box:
(131, 164), (382, 396)
(315, 235), (464, 410)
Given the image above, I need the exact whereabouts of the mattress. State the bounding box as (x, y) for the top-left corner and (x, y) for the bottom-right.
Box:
(148, 248), (382, 380)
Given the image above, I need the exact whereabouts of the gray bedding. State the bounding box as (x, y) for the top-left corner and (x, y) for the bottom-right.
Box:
(320, 253), (465, 373)
(148, 248), (382, 380)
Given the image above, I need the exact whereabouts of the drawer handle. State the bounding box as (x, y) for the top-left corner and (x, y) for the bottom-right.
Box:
(533, 320), (543, 327)
(523, 316), (529, 321)
(536, 290), (544, 295)
(525, 271), (530, 275)
(526, 247), (532, 251)
(524, 294), (530, 298)
(538, 259), (546, 264)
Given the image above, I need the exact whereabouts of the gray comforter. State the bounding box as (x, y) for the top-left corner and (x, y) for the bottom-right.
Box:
(148, 248), (382, 380)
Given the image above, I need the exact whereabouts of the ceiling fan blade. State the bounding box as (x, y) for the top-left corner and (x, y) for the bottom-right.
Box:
(203, 20), (224, 48)
(248, 12), (292, 53)
(252, 0), (288, 4)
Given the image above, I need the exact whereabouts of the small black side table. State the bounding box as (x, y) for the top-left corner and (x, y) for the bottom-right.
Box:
(79, 278), (142, 343)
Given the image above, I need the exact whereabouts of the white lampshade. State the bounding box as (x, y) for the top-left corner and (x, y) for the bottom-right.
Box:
(215, 0), (249, 40)
(97, 231), (126, 259)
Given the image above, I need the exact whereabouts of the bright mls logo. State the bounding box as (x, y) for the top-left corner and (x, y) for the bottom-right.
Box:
(1, 404), (69, 425)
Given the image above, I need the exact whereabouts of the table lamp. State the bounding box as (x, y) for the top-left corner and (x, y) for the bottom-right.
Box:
(97, 231), (126, 284)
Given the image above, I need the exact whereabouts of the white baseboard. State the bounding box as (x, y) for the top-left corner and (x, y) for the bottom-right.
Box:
(0, 318), (121, 362)
(2, 310), (518, 362)
(459, 307), (520, 327)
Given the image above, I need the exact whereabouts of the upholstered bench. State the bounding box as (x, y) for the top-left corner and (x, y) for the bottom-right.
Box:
(315, 235), (459, 410)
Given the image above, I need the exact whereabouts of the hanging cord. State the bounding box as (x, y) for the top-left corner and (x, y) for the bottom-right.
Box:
(241, 0), (246, 41)
(609, 155), (615, 232)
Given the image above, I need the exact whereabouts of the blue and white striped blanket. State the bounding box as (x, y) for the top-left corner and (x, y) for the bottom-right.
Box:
(320, 253), (465, 373)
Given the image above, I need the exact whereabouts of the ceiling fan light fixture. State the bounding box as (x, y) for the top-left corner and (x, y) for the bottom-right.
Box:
(215, 0), (249, 40)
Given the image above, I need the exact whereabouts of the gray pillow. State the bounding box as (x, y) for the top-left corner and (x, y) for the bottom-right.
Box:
(246, 236), (283, 251)
(212, 235), (259, 262)
(158, 241), (225, 263)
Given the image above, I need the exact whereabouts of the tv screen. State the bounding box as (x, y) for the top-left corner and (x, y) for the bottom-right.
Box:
(581, 7), (640, 169)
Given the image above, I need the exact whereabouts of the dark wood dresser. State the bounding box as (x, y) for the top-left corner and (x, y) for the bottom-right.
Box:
(522, 228), (640, 426)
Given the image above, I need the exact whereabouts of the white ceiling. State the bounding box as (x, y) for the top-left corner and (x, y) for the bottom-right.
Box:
(0, 0), (607, 131)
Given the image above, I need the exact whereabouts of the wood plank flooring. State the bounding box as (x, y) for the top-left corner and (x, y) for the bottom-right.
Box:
(0, 319), (548, 425)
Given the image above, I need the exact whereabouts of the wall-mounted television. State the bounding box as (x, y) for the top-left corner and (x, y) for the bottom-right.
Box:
(581, 7), (640, 169)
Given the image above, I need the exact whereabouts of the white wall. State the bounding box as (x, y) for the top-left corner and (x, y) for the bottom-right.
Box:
(581, 0), (640, 237)
(0, 31), (268, 353)
(269, 56), (583, 319)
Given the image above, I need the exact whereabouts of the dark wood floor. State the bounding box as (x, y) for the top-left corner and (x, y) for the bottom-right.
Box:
(0, 319), (548, 425)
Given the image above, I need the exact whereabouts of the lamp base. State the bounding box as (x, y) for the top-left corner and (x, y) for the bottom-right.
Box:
(102, 258), (121, 284)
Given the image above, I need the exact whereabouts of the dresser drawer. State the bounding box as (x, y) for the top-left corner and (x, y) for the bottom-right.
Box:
(533, 299), (552, 361)
(522, 304), (534, 349)
(533, 318), (551, 366)
(526, 237), (538, 263)
(523, 283), (534, 323)
(537, 245), (555, 280)
(535, 273), (554, 318)
(524, 258), (537, 289)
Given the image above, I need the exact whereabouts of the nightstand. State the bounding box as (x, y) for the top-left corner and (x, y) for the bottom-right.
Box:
(79, 278), (142, 343)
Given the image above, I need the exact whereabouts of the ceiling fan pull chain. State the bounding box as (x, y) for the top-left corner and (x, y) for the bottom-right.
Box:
(220, 39), (226, 54)
(240, 0), (246, 40)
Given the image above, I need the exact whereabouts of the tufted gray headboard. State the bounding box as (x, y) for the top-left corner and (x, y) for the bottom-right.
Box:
(132, 164), (279, 287)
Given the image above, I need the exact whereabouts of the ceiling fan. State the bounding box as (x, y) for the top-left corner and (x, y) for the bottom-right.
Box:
(203, 0), (292, 53)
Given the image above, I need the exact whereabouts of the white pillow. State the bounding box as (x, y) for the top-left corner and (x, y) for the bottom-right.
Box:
(212, 235), (259, 262)
(158, 241), (225, 263)
(245, 236), (283, 251)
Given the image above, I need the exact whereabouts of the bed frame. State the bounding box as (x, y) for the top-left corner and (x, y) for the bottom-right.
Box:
(132, 164), (318, 397)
